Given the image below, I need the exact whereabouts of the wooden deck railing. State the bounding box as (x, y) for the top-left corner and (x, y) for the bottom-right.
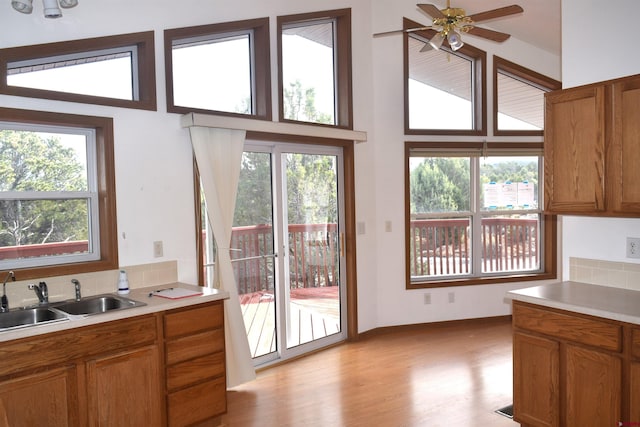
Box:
(0, 241), (89, 260)
(229, 223), (338, 295)
(409, 217), (538, 276)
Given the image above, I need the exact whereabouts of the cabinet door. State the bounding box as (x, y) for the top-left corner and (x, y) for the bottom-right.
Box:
(513, 332), (560, 427)
(0, 366), (79, 427)
(632, 362), (640, 423)
(544, 85), (606, 213)
(609, 76), (640, 213)
(565, 344), (621, 427)
(86, 345), (162, 427)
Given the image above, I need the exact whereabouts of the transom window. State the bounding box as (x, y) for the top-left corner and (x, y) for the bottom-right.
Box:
(278, 9), (353, 128)
(404, 18), (486, 135)
(165, 18), (271, 119)
(0, 32), (156, 110)
(493, 56), (561, 136)
(406, 143), (556, 288)
(0, 108), (117, 281)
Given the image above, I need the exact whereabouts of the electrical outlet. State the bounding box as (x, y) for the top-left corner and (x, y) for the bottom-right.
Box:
(424, 293), (431, 305)
(627, 237), (640, 259)
(153, 240), (163, 258)
(448, 292), (455, 303)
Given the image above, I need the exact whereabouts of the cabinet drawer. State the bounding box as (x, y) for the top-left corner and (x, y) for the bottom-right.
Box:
(166, 351), (224, 391)
(633, 328), (640, 359)
(164, 301), (223, 339)
(165, 329), (224, 365)
(513, 302), (621, 352)
(167, 376), (226, 427)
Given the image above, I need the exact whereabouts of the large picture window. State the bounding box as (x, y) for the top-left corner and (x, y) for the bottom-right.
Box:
(0, 108), (118, 280)
(406, 142), (556, 288)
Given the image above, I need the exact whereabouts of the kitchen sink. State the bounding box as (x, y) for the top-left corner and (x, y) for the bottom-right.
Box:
(53, 294), (146, 316)
(0, 307), (68, 330)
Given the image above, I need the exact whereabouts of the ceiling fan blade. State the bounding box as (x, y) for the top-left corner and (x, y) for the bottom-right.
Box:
(465, 26), (511, 42)
(467, 5), (523, 23)
(417, 4), (445, 19)
(373, 26), (434, 37)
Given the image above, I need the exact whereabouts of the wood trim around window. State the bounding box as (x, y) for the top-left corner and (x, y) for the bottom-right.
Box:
(403, 18), (487, 136)
(0, 32), (157, 111)
(164, 18), (272, 120)
(277, 8), (354, 130)
(0, 107), (119, 281)
(403, 141), (557, 289)
(493, 55), (561, 137)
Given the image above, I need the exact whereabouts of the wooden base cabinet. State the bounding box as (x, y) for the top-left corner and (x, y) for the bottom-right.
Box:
(0, 299), (227, 426)
(164, 300), (226, 427)
(512, 301), (631, 427)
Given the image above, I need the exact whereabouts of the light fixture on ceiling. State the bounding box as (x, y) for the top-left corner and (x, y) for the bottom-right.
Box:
(11, 0), (78, 18)
(427, 3), (468, 52)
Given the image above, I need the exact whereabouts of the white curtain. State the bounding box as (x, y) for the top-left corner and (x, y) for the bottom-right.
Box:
(189, 126), (256, 388)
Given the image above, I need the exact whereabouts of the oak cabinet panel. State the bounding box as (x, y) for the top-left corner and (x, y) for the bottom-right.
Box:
(164, 300), (226, 426)
(512, 301), (632, 427)
(0, 366), (79, 427)
(544, 73), (640, 216)
(87, 345), (162, 427)
(631, 362), (640, 423)
(513, 332), (559, 427)
(564, 344), (621, 427)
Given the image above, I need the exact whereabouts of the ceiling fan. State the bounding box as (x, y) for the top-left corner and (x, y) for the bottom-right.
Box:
(375, 1), (524, 52)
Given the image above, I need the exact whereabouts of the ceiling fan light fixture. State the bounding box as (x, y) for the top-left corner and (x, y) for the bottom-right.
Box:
(428, 32), (445, 50)
(42, 0), (62, 18)
(58, 0), (77, 8)
(11, 0), (33, 13)
(447, 30), (464, 51)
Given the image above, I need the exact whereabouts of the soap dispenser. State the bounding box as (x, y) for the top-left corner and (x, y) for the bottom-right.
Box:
(117, 270), (130, 295)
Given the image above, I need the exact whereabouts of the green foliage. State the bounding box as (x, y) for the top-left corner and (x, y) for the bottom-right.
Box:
(410, 158), (470, 213)
(232, 151), (338, 227)
(283, 80), (333, 124)
(0, 130), (88, 247)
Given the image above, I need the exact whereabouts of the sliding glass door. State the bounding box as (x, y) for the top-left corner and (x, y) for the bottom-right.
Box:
(233, 141), (347, 366)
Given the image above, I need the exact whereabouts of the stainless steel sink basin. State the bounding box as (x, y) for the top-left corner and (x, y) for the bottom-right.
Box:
(0, 307), (68, 330)
(53, 294), (146, 316)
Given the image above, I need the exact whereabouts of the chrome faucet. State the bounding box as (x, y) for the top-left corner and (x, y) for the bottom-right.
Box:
(28, 281), (49, 305)
(71, 279), (81, 301)
(1, 271), (15, 312)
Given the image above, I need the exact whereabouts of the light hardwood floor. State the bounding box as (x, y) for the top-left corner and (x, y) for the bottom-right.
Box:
(222, 316), (518, 427)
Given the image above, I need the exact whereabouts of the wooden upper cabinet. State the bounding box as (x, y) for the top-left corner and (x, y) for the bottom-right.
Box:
(544, 84), (606, 213)
(544, 73), (640, 216)
(609, 78), (640, 214)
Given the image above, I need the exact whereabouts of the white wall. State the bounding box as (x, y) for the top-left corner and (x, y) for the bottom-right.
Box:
(560, 0), (640, 279)
(0, 0), (562, 333)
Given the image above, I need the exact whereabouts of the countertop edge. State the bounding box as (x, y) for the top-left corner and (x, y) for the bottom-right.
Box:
(0, 283), (229, 342)
(507, 281), (640, 326)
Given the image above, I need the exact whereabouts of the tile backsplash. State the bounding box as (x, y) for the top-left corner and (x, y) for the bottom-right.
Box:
(570, 257), (640, 291)
(4, 260), (178, 309)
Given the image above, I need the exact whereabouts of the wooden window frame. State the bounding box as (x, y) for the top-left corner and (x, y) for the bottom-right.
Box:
(164, 18), (272, 120)
(404, 141), (557, 289)
(0, 107), (118, 281)
(277, 8), (353, 130)
(493, 55), (561, 136)
(403, 18), (487, 136)
(0, 32), (156, 111)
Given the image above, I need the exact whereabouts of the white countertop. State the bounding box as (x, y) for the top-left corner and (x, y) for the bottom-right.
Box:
(507, 281), (640, 325)
(0, 283), (229, 343)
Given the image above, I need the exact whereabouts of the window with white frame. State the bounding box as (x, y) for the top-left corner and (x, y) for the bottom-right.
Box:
(0, 108), (118, 280)
(406, 143), (555, 288)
